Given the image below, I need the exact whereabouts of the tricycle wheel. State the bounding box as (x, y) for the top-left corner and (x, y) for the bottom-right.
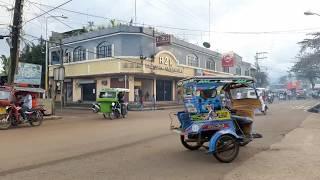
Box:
(214, 134), (239, 163)
(180, 135), (203, 151)
(109, 112), (116, 120)
(103, 113), (108, 119)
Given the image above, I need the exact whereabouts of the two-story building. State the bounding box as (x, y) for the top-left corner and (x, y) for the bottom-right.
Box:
(48, 25), (253, 103)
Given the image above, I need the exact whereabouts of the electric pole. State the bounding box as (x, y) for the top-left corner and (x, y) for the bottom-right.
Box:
(255, 52), (268, 72)
(8, 0), (24, 84)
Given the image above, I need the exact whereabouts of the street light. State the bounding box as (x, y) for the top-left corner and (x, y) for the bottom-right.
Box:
(304, 11), (320, 16)
(45, 15), (68, 97)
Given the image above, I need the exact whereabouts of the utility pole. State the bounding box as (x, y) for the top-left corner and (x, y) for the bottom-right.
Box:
(134, 0), (137, 25)
(9, 0), (24, 84)
(255, 52), (268, 72)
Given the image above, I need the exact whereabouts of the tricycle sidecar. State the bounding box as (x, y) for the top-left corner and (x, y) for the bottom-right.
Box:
(171, 76), (262, 163)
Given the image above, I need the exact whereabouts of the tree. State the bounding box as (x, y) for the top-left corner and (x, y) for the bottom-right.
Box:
(291, 53), (320, 89)
(19, 39), (46, 88)
(0, 55), (10, 75)
(293, 33), (320, 89)
(278, 75), (288, 84)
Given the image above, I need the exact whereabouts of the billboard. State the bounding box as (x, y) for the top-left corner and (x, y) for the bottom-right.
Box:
(221, 53), (235, 67)
(14, 62), (42, 85)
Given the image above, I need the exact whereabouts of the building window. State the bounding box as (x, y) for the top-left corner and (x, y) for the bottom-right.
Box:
(51, 51), (60, 65)
(223, 67), (229, 73)
(73, 46), (86, 62)
(97, 42), (112, 58)
(236, 67), (241, 75)
(64, 49), (71, 63)
(245, 70), (250, 76)
(206, 59), (216, 70)
(186, 54), (199, 67)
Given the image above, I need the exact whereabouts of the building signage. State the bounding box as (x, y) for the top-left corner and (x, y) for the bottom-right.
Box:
(222, 53), (234, 67)
(145, 63), (183, 73)
(156, 34), (171, 47)
(146, 51), (183, 73)
(14, 62), (42, 85)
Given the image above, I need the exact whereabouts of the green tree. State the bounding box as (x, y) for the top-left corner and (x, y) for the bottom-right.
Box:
(278, 75), (288, 84)
(19, 39), (46, 88)
(291, 53), (320, 89)
(293, 33), (320, 89)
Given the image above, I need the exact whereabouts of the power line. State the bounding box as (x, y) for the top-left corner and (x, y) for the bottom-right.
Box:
(26, 1), (320, 35)
(28, 1), (74, 30)
(23, 0), (72, 26)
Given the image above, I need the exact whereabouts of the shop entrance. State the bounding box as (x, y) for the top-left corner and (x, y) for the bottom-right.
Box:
(82, 83), (96, 101)
(156, 80), (172, 101)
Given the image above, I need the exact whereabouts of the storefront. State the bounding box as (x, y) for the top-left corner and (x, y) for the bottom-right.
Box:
(49, 51), (228, 103)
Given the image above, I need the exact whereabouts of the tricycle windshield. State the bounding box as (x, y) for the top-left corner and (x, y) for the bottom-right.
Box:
(0, 90), (11, 100)
(99, 91), (117, 98)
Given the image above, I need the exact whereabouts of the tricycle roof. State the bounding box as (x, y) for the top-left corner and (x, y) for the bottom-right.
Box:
(0, 85), (45, 93)
(178, 76), (255, 86)
(100, 88), (130, 93)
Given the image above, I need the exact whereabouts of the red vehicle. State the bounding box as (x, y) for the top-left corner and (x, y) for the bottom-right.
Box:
(0, 85), (45, 130)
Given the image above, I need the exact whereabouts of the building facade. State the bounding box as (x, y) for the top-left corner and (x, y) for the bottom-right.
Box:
(48, 25), (253, 103)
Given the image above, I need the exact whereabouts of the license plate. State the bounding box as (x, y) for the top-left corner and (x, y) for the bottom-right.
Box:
(0, 108), (6, 114)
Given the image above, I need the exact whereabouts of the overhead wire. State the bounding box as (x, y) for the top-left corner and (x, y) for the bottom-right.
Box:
(26, 0), (320, 35)
(23, 0), (72, 26)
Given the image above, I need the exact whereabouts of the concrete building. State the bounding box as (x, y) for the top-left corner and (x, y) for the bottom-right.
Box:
(48, 25), (254, 103)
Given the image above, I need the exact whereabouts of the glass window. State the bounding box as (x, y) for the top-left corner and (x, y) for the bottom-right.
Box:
(206, 59), (216, 70)
(245, 70), (250, 76)
(99, 91), (116, 98)
(186, 54), (199, 67)
(73, 46), (86, 62)
(0, 91), (11, 100)
(51, 51), (61, 65)
(223, 67), (229, 73)
(236, 67), (242, 75)
(97, 42), (112, 58)
(64, 49), (71, 63)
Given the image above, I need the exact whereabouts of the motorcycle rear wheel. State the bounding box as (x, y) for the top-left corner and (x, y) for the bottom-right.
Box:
(29, 111), (43, 127)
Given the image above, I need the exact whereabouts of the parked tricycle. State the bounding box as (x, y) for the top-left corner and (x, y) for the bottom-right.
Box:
(171, 76), (262, 163)
(92, 88), (129, 119)
(0, 85), (46, 130)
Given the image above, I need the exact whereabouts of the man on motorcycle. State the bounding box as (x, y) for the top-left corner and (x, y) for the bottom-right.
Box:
(20, 93), (32, 122)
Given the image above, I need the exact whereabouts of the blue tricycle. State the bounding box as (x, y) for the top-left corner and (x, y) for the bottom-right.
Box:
(171, 76), (262, 163)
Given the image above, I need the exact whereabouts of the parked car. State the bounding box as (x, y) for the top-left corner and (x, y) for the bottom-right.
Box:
(296, 89), (307, 100)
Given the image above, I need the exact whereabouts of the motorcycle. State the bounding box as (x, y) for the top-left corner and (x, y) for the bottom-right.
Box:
(266, 94), (274, 104)
(0, 104), (45, 130)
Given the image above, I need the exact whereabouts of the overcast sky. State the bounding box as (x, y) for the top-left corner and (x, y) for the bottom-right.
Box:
(1, 0), (320, 82)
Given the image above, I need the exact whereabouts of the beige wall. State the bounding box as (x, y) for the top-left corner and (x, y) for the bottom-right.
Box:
(128, 75), (135, 102)
(96, 77), (111, 99)
(72, 80), (82, 102)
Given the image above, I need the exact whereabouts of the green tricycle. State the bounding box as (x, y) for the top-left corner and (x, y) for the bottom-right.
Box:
(91, 88), (129, 119)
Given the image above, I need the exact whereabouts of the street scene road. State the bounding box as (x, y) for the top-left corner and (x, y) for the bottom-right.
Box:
(0, 99), (318, 180)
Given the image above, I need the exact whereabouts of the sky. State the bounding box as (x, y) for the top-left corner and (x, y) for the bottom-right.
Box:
(1, 0), (320, 82)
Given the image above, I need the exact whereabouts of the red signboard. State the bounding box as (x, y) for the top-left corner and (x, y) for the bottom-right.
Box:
(221, 53), (234, 67)
(156, 34), (171, 47)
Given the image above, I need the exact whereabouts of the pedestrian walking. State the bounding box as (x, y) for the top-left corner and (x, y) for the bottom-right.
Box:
(140, 95), (144, 111)
(152, 94), (156, 110)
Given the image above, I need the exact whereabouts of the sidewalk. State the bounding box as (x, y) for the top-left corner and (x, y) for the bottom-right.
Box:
(224, 113), (320, 180)
(58, 102), (184, 111)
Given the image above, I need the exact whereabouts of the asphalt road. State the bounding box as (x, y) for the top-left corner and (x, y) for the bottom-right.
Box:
(0, 99), (318, 180)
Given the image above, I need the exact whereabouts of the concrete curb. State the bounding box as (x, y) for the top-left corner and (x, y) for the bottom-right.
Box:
(307, 103), (320, 113)
(128, 105), (183, 111)
(43, 116), (63, 120)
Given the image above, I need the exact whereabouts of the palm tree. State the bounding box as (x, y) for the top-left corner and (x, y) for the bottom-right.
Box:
(0, 55), (9, 75)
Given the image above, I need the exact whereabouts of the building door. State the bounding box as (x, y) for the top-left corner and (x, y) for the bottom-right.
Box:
(65, 82), (73, 102)
(156, 80), (172, 101)
(82, 83), (96, 101)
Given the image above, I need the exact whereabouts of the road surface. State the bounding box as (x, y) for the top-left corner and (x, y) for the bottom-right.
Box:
(0, 99), (318, 180)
